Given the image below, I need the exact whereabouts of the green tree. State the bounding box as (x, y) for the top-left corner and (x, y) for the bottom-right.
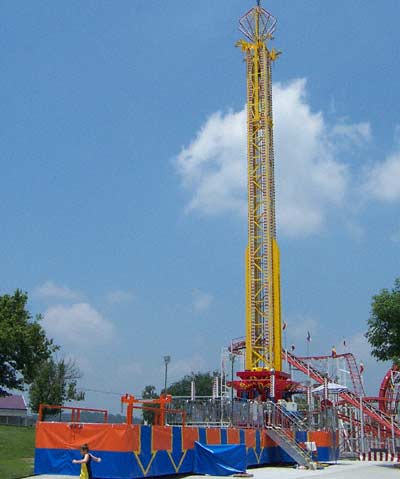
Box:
(0, 290), (56, 395)
(142, 385), (159, 424)
(29, 358), (85, 416)
(366, 278), (400, 363)
(165, 372), (216, 396)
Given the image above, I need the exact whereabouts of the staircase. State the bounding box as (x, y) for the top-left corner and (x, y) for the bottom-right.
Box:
(265, 401), (314, 468)
(266, 426), (313, 467)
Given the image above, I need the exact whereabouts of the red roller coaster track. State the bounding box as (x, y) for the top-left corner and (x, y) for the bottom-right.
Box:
(284, 351), (400, 437)
(293, 352), (365, 397)
(379, 364), (400, 414)
(229, 338), (400, 436)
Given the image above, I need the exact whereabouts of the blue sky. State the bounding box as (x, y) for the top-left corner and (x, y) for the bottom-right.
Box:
(1, 0), (399, 412)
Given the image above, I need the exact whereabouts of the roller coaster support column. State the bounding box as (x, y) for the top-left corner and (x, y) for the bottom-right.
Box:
(360, 394), (365, 454)
(391, 415), (396, 455)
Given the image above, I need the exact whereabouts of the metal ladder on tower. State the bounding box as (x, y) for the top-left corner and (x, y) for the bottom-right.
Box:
(265, 401), (315, 468)
(284, 350), (400, 437)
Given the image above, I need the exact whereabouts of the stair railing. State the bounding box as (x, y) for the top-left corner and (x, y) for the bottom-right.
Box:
(265, 401), (306, 432)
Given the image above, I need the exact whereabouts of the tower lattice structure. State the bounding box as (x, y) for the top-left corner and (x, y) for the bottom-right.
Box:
(238, 2), (282, 373)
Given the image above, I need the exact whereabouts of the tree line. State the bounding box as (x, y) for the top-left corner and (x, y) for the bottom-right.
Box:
(141, 372), (217, 423)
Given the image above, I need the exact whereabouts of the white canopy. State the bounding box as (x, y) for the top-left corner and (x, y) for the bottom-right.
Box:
(312, 382), (348, 394)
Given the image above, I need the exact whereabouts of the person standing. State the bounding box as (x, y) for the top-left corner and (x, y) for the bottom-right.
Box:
(72, 443), (102, 479)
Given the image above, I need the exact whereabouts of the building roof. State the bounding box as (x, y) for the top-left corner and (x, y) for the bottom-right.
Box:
(0, 394), (27, 411)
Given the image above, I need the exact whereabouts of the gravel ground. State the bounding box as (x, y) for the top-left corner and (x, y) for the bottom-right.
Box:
(27, 461), (400, 479)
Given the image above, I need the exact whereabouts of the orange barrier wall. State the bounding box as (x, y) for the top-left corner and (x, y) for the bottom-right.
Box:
(35, 423), (338, 478)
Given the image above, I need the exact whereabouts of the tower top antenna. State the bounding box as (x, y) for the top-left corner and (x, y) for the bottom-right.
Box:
(239, 2), (276, 42)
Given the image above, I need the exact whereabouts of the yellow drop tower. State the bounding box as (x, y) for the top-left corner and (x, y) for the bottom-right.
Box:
(233, 1), (294, 400)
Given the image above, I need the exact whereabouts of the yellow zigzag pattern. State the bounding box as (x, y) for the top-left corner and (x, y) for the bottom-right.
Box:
(134, 452), (157, 476)
(167, 450), (188, 473)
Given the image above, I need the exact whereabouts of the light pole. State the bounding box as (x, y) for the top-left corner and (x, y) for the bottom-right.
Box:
(163, 355), (171, 394)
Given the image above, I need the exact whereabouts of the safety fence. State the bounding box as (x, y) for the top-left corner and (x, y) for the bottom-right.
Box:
(165, 398), (315, 429)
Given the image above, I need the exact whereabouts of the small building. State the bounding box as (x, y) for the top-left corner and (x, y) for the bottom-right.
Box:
(0, 394), (28, 426)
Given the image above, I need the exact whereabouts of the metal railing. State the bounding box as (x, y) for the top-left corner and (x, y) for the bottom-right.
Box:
(166, 397), (309, 429)
(38, 404), (108, 423)
(266, 401), (307, 431)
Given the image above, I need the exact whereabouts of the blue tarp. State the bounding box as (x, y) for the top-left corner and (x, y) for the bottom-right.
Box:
(193, 442), (246, 476)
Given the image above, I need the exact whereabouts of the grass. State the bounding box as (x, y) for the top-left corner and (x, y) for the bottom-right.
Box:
(0, 425), (35, 479)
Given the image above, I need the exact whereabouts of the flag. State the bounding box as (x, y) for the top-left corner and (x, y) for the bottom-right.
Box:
(359, 361), (364, 374)
(331, 346), (337, 358)
(282, 321), (287, 331)
(291, 344), (295, 352)
(306, 331), (311, 342)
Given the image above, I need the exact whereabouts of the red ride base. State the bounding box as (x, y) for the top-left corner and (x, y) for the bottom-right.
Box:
(229, 369), (300, 401)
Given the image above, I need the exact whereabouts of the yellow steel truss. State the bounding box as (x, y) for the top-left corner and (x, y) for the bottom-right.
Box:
(238, 4), (282, 372)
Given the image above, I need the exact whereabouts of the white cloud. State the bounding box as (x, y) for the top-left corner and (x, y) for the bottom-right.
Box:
(274, 79), (349, 235)
(176, 108), (247, 216)
(43, 303), (114, 344)
(363, 152), (400, 202)
(390, 227), (400, 243)
(117, 362), (144, 377)
(168, 354), (207, 380)
(394, 125), (400, 147)
(192, 289), (213, 312)
(332, 121), (372, 147)
(33, 280), (81, 301)
(285, 315), (319, 348)
(106, 290), (135, 304)
(343, 220), (365, 242)
(345, 331), (371, 364)
(175, 79), (369, 237)
(62, 353), (94, 375)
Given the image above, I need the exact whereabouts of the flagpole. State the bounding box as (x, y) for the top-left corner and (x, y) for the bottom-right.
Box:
(289, 344), (295, 380)
(307, 348), (310, 380)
